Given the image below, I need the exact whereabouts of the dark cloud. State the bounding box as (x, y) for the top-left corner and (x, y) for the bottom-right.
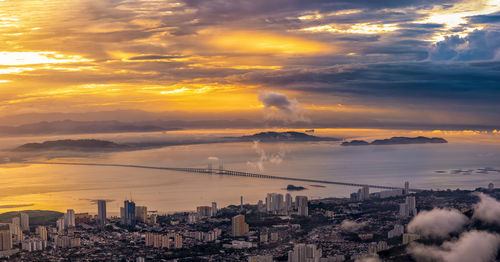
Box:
(429, 29), (500, 61)
(128, 55), (185, 60)
(257, 91), (307, 122)
(0, 204), (34, 209)
(468, 12), (500, 24)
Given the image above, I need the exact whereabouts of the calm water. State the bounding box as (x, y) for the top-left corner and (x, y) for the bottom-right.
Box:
(1, 129), (500, 215)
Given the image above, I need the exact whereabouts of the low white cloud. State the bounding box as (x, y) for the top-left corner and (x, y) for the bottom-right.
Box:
(407, 208), (468, 238)
(408, 230), (500, 262)
(472, 192), (500, 225)
(340, 219), (367, 232)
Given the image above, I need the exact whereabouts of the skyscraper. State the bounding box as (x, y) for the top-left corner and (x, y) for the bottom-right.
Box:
(64, 209), (75, 228)
(135, 206), (148, 223)
(231, 215), (249, 237)
(211, 202), (217, 217)
(399, 203), (409, 218)
(295, 196), (309, 216)
(12, 217), (20, 227)
(20, 212), (29, 231)
(267, 193), (285, 213)
(285, 193), (293, 211)
(122, 200), (136, 226)
(196, 206), (211, 218)
(56, 218), (65, 233)
(0, 225), (12, 251)
(97, 200), (107, 227)
(36, 226), (47, 241)
(404, 181), (410, 195)
(406, 196), (417, 216)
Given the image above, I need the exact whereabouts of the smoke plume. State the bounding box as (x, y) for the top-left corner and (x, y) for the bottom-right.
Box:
(246, 141), (287, 171)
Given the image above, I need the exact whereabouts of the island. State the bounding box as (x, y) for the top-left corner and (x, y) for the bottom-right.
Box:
(341, 136), (447, 146)
(239, 131), (339, 142)
(286, 184), (307, 191)
(14, 139), (130, 152)
(12, 131), (340, 154)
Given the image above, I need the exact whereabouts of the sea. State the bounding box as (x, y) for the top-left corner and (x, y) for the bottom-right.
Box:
(1, 128), (499, 215)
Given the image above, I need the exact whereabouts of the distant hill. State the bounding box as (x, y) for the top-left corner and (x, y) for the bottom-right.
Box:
(0, 210), (63, 227)
(239, 131), (339, 142)
(342, 136), (448, 146)
(0, 120), (175, 136)
(14, 139), (129, 152)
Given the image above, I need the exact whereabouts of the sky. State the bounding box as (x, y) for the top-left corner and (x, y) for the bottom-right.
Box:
(1, 0), (500, 129)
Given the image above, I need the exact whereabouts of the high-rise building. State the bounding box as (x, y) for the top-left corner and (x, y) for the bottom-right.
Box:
(174, 234), (183, 249)
(36, 226), (47, 241)
(122, 200), (136, 226)
(196, 206), (211, 218)
(10, 223), (23, 243)
(0, 225), (12, 251)
(355, 186), (370, 201)
(257, 200), (265, 212)
(231, 215), (249, 237)
(64, 209), (75, 228)
(12, 217), (20, 227)
(402, 233), (420, 245)
(285, 193), (293, 211)
(150, 214), (157, 225)
(20, 212), (29, 231)
(399, 203), (409, 218)
(406, 196), (417, 216)
(489, 183), (495, 191)
(388, 224), (405, 238)
(135, 206), (148, 223)
(404, 181), (410, 195)
(240, 196), (244, 209)
(211, 202), (217, 217)
(287, 243), (322, 262)
(56, 218), (65, 233)
(97, 200), (107, 227)
(295, 196), (309, 216)
(267, 193), (285, 213)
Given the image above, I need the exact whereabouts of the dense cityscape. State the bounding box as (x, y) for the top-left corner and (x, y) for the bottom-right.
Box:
(1, 182), (497, 261)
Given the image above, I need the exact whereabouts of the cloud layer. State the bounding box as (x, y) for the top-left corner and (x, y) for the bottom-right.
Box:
(409, 230), (500, 262)
(407, 208), (469, 238)
(0, 0), (499, 127)
(472, 192), (500, 225)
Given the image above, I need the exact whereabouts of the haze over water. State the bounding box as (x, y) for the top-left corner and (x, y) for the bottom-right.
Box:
(1, 128), (499, 215)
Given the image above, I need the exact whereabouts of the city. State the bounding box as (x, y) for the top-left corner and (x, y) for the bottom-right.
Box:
(1, 182), (498, 261)
(1, 0), (500, 261)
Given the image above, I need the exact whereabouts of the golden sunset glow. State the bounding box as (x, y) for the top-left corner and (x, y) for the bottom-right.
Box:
(0, 0), (497, 125)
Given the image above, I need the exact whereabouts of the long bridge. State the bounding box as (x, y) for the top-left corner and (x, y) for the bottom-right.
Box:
(24, 161), (423, 192)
